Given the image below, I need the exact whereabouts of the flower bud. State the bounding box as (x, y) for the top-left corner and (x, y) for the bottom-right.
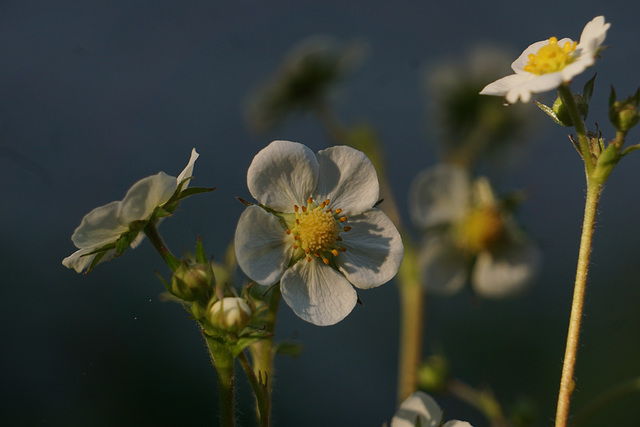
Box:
(551, 94), (588, 127)
(171, 261), (214, 301)
(417, 355), (450, 393)
(609, 88), (640, 132)
(209, 297), (253, 332)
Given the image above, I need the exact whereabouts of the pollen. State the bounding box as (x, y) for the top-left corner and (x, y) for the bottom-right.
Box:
(290, 197), (350, 263)
(523, 37), (577, 75)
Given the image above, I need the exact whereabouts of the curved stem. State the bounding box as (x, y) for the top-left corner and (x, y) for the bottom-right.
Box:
(143, 220), (180, 271)
(573, 376), (640, 426)
(205, 336), (235, 427)
(447, 378), (508, 427)
(554, 181), (602, 427)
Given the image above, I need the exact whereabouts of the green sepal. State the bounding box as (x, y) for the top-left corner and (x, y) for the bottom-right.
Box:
(195, 236), (208, 264)
(85, 249), (109, 274)
(621, 143), (640, 157)
(164, 251), (181, 272)
(176, 186), (216, 201)
(154, 270), (171, 292)
(582, 73), (596, 107)
(535, 101), (569, 126)
(274, 340), (304, 357)
(154, 207), (172, 218)
(592, 143), (620, 184)
(229, 334), (268, 357)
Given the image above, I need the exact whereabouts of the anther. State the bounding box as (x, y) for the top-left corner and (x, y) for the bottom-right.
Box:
(322, 257), (330, 265)
(334, 208), (342, 214)
(338, 247), (347, 252)
(339, 217), (347, 222)
(343, 226), (351, 232)
(301, 206), (307, 212)
(336, 236), (343, 241)
(331, 249), (339, 256)
(306, 256), (311, 262)
(286, 229), (291, 234)
(307, 197), (313, 204)
(294, 205), (299, 212)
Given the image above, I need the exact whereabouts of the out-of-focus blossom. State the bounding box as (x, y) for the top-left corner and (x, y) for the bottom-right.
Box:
(409, 164), (541, 297)
(246, 36), (367, 131)
(391, 391), (473, 427)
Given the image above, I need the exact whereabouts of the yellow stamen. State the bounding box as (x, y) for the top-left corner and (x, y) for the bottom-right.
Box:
(523, 36), (578, 75)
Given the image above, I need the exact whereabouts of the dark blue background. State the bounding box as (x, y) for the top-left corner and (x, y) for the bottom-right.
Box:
(3, 1), (640, 425)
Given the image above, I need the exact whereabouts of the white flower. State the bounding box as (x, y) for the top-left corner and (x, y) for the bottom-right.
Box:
(62, 149), (199, 273)
(480, 16), (610, 103)
(209, 297), (253, 332)
(235, 140), (403, 326)
(409, 164), (541, 297)
(391, 391), (472, 427)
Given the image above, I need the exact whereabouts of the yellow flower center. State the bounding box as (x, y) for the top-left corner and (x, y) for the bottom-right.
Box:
(454, 206), (505, 253)
(523, 37), (577, 75)
(288, 197), (349, 264)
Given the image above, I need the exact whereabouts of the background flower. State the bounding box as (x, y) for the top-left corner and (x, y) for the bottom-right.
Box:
(480, 16), (610, 103)
(62, 149), (199, 273)
(391, 391), (472, 427)
(409, 164), (541, 297)
(235, 140), (403, 325)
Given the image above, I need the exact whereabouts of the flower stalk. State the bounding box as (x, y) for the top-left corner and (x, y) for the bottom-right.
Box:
(205, 336), (236, 427)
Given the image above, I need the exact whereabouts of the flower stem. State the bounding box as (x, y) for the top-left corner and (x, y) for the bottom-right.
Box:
(249, 285), (281, 424)
(204, 335), (235, 427)
(554, 180), (602, 427)
(447, 378), (508, 427)
(238, 351), (270, 427)
(396, 237), (424, 404)
(143, 219), (180, 271)
(557, 84), (595, 175)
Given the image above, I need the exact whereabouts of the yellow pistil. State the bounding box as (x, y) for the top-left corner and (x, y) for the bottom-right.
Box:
(454, 206), (505, 253)
(523, 37), (577, 75)
(289, 197), (349, 263)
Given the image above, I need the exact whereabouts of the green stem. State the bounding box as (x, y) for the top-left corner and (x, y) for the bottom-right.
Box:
(554, 181), (602, 427)
(238, 351), (270, 427)
(447, 379), (508, 427)
(558, 84), (594, 176)
(396, 237), (424, 404)
(205, 336), (235, 427)
(573, 376), (640, 426)
(143, 220), (180, 271)
(250, 285), (281, 423)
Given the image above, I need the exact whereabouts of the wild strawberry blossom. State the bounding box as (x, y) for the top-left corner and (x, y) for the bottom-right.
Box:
(62, 149), (199, 273)
(391, 391), (472, 427)
(235, 140), (403, 326)
(409, 164), (541, 297)
(480, 16), (610, 103)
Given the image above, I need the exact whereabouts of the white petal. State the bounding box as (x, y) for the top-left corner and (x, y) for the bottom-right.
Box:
(510, 39), (556, 73)
(71, 200), (128, 248)
(408, 164), (470, 229)
(234, 205), (292, 286)
(443, 421), (473, 427)
(336, 208), (403, 289)
(119, 172), (177, 224)
(62, 247), (117, 273)
(280, 258), (357, 326)
(177, 148), (200, 185)
(313, 145), (379, 215)
(418, 235), (468, 296)
(391, 391), (442, 427)
(472, 240), (542, 298)
(247, 140), (318, 212)
(578, 16), (610, 57)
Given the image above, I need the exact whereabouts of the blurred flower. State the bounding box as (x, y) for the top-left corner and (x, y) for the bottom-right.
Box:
(62, 149), (199, 273)
(425, 46), (534, 167)
(246, 36), (367, 132)
(391, 391), (472, 427)
(409, 164), (541, 297)
(209, 297), (253, 332)
(480, 16), (610, 103)
(235, 140), (403, 326)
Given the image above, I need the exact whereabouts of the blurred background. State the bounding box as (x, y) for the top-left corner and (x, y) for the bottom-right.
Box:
(2, 1), (640, 425)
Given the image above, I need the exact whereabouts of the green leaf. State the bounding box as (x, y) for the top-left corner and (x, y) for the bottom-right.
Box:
(177, 186), (217, 200)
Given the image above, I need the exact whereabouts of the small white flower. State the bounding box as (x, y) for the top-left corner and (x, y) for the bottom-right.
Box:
(235, 140), (403, 326)
(480, 16), (610, 103)
(209, 297), (253, 332)
(62, 149), (199, 273)
(391, 391), (472, 427)
(409, 164), (541, 298)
